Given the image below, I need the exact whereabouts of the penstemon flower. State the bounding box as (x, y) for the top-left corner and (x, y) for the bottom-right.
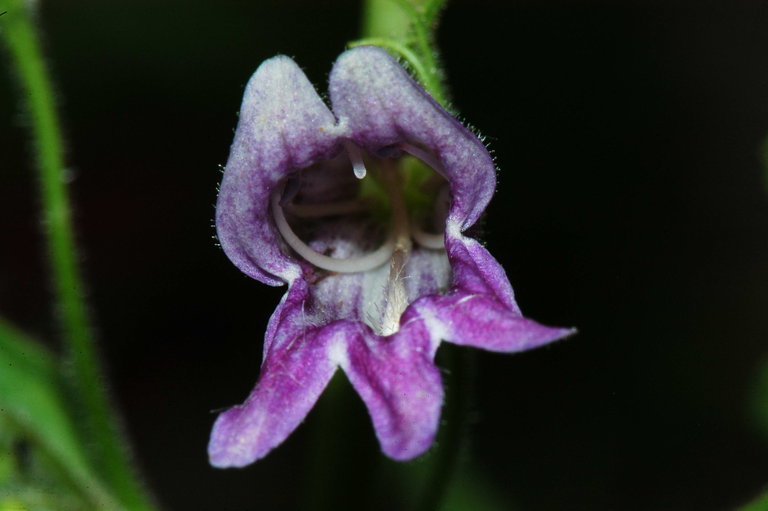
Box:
(209, 46), (573, 468)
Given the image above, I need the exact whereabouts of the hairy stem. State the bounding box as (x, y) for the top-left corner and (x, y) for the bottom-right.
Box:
(1, 3), (157, 510)
(414, 347), (475, 511)
(359, 0), (449, 106)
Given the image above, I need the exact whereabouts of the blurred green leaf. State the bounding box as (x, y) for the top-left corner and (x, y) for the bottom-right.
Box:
(738, 489), (768, 511)
(0, 416), (15, 491)
(2, 3), (158, 508)
(739, 358), (768, 511)
(0, 319), (121, 510)
(750, 357), (768, 443)
(440, 468), (512, 511)
(1, 477), (85, 511)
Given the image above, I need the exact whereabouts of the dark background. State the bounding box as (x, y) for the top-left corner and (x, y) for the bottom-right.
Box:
(2, 1), (768, 510)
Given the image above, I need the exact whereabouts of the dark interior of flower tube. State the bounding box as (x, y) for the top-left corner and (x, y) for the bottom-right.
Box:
(270, 143), (452, 335)
(271, 143), (450, 275)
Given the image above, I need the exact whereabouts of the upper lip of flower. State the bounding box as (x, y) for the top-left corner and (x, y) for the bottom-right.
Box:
(215, 45), (497, 287)
(209, 46), (574, 468)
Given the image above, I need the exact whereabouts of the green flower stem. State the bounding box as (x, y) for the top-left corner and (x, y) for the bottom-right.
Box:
(359, 0), (449, 107)
(363, 0), (412, 41)
(349, 37), (431, 95)
(403, 2), (446, 104)
(1, 3), (156, 510)
(0, 319), (123, 511)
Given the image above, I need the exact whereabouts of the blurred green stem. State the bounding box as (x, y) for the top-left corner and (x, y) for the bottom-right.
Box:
(415, 348), (474, 511)
(1, 2), (156, 510)
(739, 489), (768, 511)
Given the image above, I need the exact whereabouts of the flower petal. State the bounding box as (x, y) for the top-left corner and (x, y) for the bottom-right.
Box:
(412, 226), (574, 352)
(208, 283), (351, 467)
(207, 340), (336, 467)
(445, 223), (521, 313)
(339, 315), (443, 460)
(329, 46), (496, 231)
(419, 292), (573, 352)
(217, 55), (342, 286)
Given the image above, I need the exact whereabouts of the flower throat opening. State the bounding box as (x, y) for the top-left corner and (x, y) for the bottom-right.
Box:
(271, 142), (448, 275)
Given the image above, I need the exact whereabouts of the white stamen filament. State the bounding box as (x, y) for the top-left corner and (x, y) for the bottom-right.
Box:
(411, 183), (449, 250)
(399, 142), (444, 175)
(411, 224), (444, 249)
(345, 141), (368, 179)
(272, 186), (396, 273)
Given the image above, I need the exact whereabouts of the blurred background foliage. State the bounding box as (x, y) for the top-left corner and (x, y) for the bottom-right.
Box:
(2, 0), (768, 510)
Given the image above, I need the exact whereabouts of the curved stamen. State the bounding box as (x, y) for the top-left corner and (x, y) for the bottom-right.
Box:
(414, 181), (449, 249)
(345, 141), (368, 179)
(399, 142), (444, 175)
(272, 185), (395, 273)
(411, 223), (444, 250)
(285, 198), (373, 218)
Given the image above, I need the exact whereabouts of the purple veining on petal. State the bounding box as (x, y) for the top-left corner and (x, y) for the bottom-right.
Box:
(402, 248), (451, 301)
(339, 309), (442, 460)
(216, 55), (343, 286)
(209, 281), (341, 467)
(433, 225), (575, 350)
(421, 292), (574, 353)
(304, 218), (381, 323)
(329, 46), (497, 231)
(445, 223), (521, 314)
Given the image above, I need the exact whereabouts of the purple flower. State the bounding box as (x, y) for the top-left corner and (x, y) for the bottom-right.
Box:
(209, 46), (573, 468)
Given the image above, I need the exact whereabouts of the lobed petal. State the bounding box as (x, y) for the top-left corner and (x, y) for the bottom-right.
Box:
(445, 222), (521, 313)
(415, 226), (575, 352)
(419, 292), (573, 352)
(339, 314), (443, 460)
(208, 282), (352, 467)
(207, 337), (336, 467)
(216, 55), (342, 286)
(329, 46), (497, 231)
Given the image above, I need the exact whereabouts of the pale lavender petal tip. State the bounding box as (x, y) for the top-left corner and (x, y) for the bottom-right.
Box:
(216, 55), (340, 285)
(426, 293), (574, 352)
(329, 46), (497, 231)
(208, 322), (338, 467)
